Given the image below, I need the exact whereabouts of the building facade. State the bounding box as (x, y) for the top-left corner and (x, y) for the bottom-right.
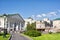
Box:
(0, 14), (25, 33)
(36, 18), (53, 33)
(53, 19), (60, 32)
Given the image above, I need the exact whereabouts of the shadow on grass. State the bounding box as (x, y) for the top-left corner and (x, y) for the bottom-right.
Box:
(0, 33), (4, 36)
(0, 33), (10, 38)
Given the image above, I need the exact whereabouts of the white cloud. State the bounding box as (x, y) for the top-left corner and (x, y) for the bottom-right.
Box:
(36, 15), (42, 18)
(49, 12), (57, 16)
(31, 11), (57, 20)
(42, 14), (46, 17)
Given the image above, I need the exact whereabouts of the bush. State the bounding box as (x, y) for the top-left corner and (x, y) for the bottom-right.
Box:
(56, 32), (60, 33)
(24, 30), (41, 37)
(49, 32), (52, 34)
(0, 33), (4, 36)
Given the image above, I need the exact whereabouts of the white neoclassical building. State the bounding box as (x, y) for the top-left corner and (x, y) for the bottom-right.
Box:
(0, 14), (25, 33)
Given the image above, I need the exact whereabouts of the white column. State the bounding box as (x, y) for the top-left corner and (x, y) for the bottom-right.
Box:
(12, 23), (15, 31)
(20, 23), (21, 31)
(7, 22), (10, 33)
(22, 23), (25, 31)
(16, 25), (18, 31)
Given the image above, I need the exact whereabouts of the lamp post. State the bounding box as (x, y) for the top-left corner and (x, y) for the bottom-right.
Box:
(3, 14), (7, 38)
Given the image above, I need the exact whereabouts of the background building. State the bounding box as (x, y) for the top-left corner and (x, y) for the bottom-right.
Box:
(53, 18), (60, 32)
(36, 18), (53, 33)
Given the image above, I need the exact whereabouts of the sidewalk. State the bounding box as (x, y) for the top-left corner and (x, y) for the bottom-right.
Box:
(10, 32), (31, 40)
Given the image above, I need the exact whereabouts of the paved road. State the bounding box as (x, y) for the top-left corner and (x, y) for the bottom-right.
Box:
(10, 32), (31, 40)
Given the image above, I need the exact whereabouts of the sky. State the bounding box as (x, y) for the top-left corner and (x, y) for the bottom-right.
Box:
(0, 0), (60, 20)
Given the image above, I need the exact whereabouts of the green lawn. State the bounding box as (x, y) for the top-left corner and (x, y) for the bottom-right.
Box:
(32, 33), (60, 40)
(0, 33), (10, 40)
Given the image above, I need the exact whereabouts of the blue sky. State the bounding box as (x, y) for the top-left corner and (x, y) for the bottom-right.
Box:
(0, 0), (60, 20)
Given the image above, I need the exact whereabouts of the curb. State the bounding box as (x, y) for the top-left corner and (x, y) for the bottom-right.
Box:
(9, 35), (12, 40)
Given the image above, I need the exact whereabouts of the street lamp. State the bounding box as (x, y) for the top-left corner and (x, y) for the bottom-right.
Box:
(3, 14), (7, 38)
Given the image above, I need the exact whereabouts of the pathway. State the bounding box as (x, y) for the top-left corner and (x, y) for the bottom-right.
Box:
(10, 32), (31, 40)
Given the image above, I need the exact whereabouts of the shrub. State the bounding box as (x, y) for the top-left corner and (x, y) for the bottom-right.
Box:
(49, 31), (52, 34)
(0, 33), (4, 36)
(56, 32), (60, 33)
(24, 30), (41, 37)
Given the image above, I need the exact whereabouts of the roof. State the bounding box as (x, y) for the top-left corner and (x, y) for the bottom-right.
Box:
(28, 17), (33, 20)
(0, 14), (19, 17)
(54, 18), (60, 20)
(0, 13), (25, 22)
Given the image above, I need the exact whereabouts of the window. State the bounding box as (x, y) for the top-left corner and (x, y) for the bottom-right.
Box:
(54, 26), (56, 28)
(40, 26), (41, 28)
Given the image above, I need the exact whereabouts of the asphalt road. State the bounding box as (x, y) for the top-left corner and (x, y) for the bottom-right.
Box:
(10, 32), (31, 40)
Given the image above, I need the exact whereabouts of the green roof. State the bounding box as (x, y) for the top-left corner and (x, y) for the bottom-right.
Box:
(54, 18), (60, 20)
(0, 14), (19, 17)
(0, 14), (25, 22)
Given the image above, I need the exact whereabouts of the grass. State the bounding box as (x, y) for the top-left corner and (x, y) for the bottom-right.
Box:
(32, 33), (60, 40)
(0, 33), (10, 40)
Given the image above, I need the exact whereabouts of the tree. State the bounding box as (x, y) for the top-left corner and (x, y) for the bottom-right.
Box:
(44, 21), (53, 27)
(31, 22), (36, 30)
(25, 22), (41, 37)
(27, 22), (36, 30)
(27, 22), (31, 30)
(44, 21), (48, 27)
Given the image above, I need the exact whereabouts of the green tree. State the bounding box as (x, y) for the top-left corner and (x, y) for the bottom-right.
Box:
(31, 22), (36, 30)
(25, 22), (41, 37)
(27, 22), (36, 30)
(27, 22), (31, 30)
